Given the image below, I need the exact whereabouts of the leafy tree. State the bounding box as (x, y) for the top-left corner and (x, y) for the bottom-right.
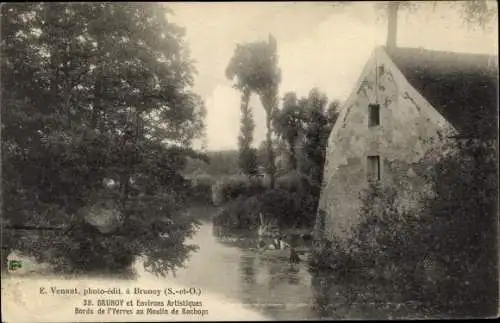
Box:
(183, 150), (240, 177)
(238, 91), (258, 176)
(256, 137), (288, 172)
(273, 92), (305, 170)
(239, 147), (258, 177)
(226, 34), (282, 188)
(1, 3), (206, 275)
(325, 100), (341, 125)
(330, 1), (497, 31)
(374, 0), (497, 48)
(419, 138), (498, 316)
(299, 90), (339, 209)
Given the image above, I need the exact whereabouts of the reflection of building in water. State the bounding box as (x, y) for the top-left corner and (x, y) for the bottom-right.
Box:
(240, 256), (256, 285)
(311, 275), (334, 319)
(267, 262), (301, 289)
(287, 268), (300, 285)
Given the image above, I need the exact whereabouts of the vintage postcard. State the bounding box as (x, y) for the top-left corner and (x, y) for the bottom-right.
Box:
(1, 1), (499, 321)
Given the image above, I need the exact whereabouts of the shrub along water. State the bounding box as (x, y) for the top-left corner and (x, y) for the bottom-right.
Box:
(211, 175), (267, 206)
(212, 171), (317, 233)
(309, 137), (498, 318)
(186, 174), (216, 206)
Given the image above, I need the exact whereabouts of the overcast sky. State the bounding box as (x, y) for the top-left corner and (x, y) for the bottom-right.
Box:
(167, 1), (498, 151)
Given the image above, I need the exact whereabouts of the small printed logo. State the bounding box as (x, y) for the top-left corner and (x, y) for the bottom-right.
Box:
(8, 260), (23, 271)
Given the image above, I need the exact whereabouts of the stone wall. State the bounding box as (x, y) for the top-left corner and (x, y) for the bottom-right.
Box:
(316, 47), (454, 242)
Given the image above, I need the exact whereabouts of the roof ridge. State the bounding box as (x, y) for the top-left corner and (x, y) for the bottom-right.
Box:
(383, 45), (497, 59)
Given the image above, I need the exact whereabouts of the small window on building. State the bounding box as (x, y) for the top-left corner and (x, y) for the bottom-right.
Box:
(368, 103), (380, 127)
(378, 65), (385, 76)
(367, 156), (381, 181)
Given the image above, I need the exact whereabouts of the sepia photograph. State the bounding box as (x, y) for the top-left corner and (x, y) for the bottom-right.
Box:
(1, 1), (499, 321)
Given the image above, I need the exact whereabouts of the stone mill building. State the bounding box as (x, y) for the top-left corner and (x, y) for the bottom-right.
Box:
(314, 45), (498, 241)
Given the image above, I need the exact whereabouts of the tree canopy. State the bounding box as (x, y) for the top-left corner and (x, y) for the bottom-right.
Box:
(1, 3), (206, 275)
(226, 34), (281, 187)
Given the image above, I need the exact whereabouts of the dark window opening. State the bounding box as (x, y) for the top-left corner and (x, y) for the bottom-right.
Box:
(378, 65), (385, 76)
(369, 103), (380, 127)
(367, 156), (381, 181)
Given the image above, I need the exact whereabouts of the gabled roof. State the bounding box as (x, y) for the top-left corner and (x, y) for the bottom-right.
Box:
(385, 46), (498, 139)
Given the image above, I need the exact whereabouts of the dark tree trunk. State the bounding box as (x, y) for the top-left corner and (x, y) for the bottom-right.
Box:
(238, 89), (255, 176)
(266, 115), (276, 189)
(387, 1), (399, 49)
(289, 140), (297, 170)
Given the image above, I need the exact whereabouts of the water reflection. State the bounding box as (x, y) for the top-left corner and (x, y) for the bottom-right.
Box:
(205, 221), (319, 320)
(5, 217), (377, 321)
(239, 256), (256, 285)
(5, 220), (341, 320)
(209, 218), (430, 320)
(4, 209), (429, 321)
(311, 274), (341, 319)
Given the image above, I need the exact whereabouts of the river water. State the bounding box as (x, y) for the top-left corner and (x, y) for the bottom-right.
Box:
(2, 220), (326, 321)
(3, 215), (416, 321)
(169, 220), (320, 320)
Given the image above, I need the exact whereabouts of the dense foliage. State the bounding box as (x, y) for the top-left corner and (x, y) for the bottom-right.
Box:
(421, 138), (497, 316)
(185, 174), (215, 206)
(1, 3), (206, 275)
(212, 170), (318, 232)
(237, 90), (258, 176)
(211, 175), (266, 206)
(213, 187), (317, 233)
(297, 90), (339, 211)
(183, 150), (240, 177)
(273, 92), (303, 170)
(210, 86), (339, 232)
(226, 35), (281, 187)
(309, 138), (498, 317)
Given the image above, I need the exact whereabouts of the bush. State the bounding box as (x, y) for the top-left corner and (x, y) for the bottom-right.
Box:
(212, 195), (260, 232)
(211, 174), (266, 205)
(311, 184), (419, 268)
(309, 182), (437, 315)
(309, 138), (498, 318)
(275, 170), (310, 193)
(213, 187), (317, 233)
(212, 170), (318, 233)
(258, 188), (316, 229)
(186, 174), (216, 205)
(420, 139), (498, 316)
